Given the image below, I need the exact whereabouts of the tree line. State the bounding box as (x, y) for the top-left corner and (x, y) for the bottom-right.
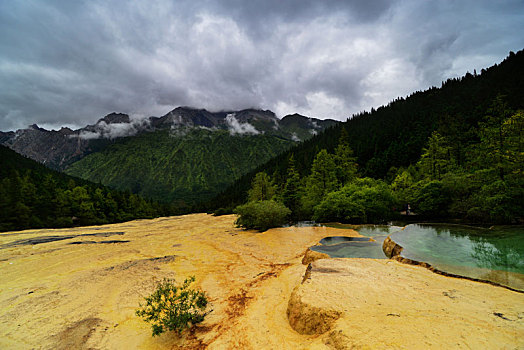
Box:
(206, 50), (524, 212)
(0, 145), (172, 232)
(232, 97), (523, 228)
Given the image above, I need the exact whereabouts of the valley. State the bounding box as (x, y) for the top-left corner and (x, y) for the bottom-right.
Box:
(64, 128), (294, 206)
(0, 108), (337, 207)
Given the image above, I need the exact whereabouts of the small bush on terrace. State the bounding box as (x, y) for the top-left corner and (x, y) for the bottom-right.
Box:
(136, 276), (208, 336)
(234, 200), (291, 231)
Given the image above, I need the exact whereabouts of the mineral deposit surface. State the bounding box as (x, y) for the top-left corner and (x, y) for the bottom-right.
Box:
(1, 214), (522, 349)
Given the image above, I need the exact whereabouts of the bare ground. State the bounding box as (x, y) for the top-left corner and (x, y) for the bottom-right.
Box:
(0, 214), (522, 349)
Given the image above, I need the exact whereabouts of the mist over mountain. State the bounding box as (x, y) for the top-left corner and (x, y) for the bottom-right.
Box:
(0, 107), (337, 170)
(0, 107), (337, 207)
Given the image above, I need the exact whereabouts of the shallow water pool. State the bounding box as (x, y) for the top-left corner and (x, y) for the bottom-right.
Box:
(311, 240), (387, 259)
(310, 224), (404, 259)
(390, 224), (524, 290)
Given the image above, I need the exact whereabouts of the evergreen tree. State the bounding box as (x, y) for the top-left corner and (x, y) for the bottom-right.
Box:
(248, 172), (276, 202)
(0, 145), (171, 232)
(282, 155), (302, 219)
(418, 131), (452, 180)
(71, 186), (96, 225)
(302, 149), (339, 215)
(437, 113), (475, 167)
(477, 96), (514, 180)
(39, 174), (57, 220)
(391, 168), (416, 205)
(333, 128), (358, 185)
(0, 178), (10, 230)
(502, 110), (524, 177)
(92, 188), (108, 223)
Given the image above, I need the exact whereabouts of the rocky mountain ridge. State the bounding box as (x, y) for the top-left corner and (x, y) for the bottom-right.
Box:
(0, 107), (338, 170)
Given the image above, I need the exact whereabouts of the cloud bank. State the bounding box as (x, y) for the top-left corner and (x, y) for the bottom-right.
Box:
(225, 114), (260, 135)
(0, 0), (523, 131)
(77, 117), (151, 139)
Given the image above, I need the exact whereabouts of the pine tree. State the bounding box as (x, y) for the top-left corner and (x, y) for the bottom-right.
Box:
(302, 149), (339, 215)
(477, 96), (513, 180)
(248, 172), (276, 202)
(70, 186), (96, 225)
(334, 128), (358, 184)
(282, 155), (302, 219)
(418, 131), (452, 180)
(502, 110), (524, 176)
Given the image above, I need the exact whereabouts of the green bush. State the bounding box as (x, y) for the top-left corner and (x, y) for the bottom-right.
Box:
(234, 200), (291, 231)
(412, 180), (450, 217)
(136, 276), (208, 336)
(313, 178), (396, 223)
(467, 179), (524, 223)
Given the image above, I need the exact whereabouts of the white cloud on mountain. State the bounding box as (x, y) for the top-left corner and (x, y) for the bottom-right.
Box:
(77, 117), (151, 139)
(225, 114), (260, 135)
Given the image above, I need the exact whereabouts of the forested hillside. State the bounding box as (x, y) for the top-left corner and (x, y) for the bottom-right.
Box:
(0, 145), (170, 232)
(65, 128), (295, 208)
(209, 50), (524, 224)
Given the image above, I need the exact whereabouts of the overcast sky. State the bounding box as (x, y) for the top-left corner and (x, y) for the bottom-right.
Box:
(1, 0), (523, 131)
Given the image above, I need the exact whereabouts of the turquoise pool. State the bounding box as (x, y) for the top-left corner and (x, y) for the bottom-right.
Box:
(312, 223), (524, 291)
(389, 224), (524, 290)
(311, 224), (404, 259)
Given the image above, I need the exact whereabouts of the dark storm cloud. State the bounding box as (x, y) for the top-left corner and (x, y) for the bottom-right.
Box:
(0, 0), (523, 131)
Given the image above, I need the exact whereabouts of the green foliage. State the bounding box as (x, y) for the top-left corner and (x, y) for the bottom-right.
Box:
(248, 172), (276, 202)
(333, 128), (358, 184)
(308, 149), (339, 197)
(466, 178), (524, 223)
(281, 155), (302, 219)
(234, 200), (291, 231)
(210, 50), (524, 212)
(391, 167), (416, 205)
(411, 180), (450, 217)
(476, 101), (523, 180)
(136, 276), (208, 337)
(0, 145), (169, 232)
(388, 99), (523, 223)
(417, 131), (453, 180)
(301, 149), (339, 216)
(66, 129), (294, 208)
(313, 178), (396, 223)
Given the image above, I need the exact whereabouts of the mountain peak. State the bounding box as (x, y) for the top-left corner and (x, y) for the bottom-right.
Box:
(155, 107), (217, 128)
(58, 127), (74, 135)
(172, 106), (206, 112)
(97, 113), (130, 124)
(233, 109), (278, 123)
(28, 124), (46, 131)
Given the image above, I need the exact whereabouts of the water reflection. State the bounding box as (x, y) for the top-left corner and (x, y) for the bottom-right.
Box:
(307, 221), (524, 290)
(472, 238), (522, 271)
(390, 224), (524, 290)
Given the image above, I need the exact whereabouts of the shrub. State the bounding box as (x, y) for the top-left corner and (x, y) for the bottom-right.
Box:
(467, 179), (524, 223)
(234, 200), (291, 231)
(136, 276), (208, 336)
(412, 180), (450, 217)
(313, 178), (396, 223)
